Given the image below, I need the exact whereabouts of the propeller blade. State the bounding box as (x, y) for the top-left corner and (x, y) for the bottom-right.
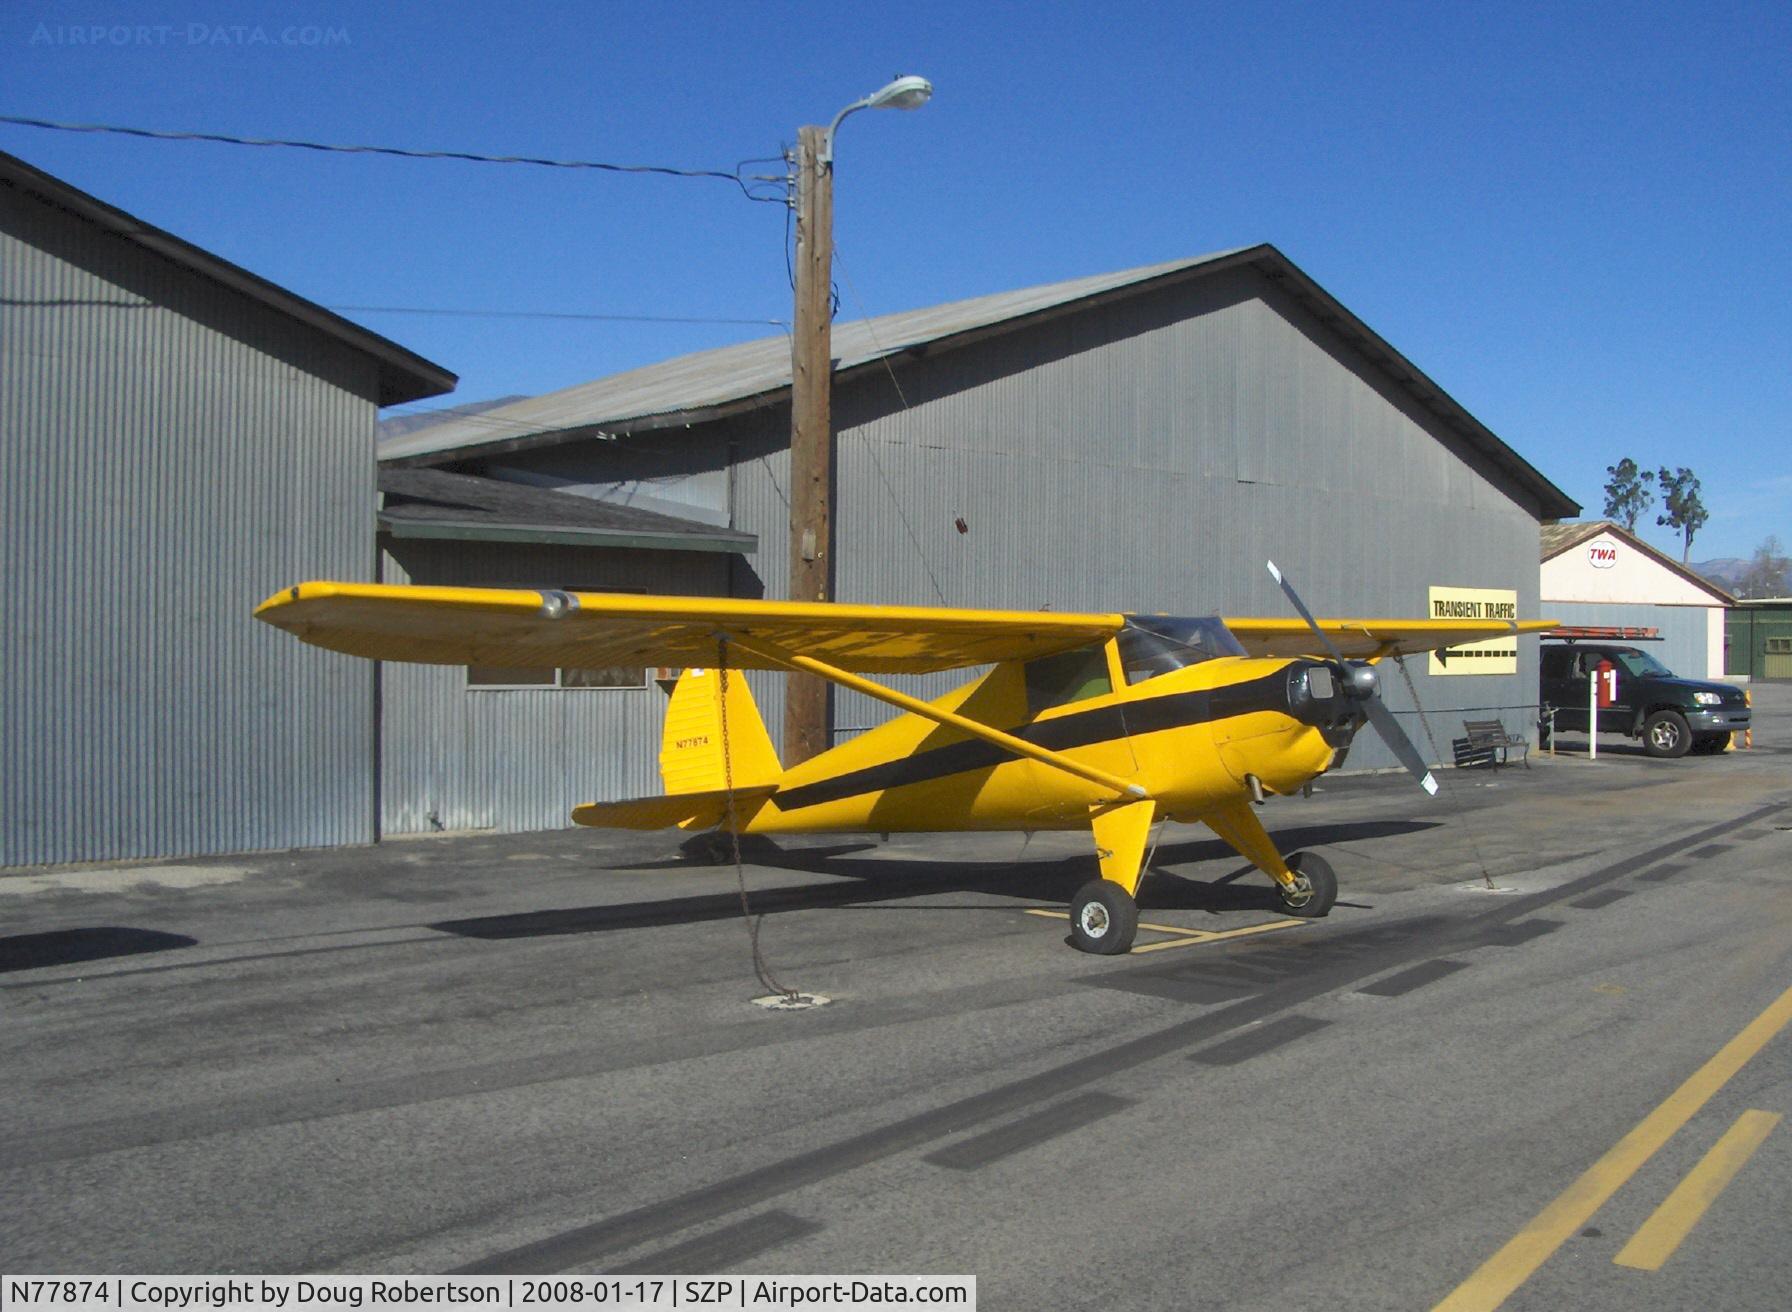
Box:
(1266, 560), (1348, 665)
(1268, 561), (1436, 795)
(1363, 694), (1439, 795)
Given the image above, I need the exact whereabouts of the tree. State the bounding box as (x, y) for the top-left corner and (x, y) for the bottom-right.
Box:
(1602, 458), (1655, 531)
(1737, 535), (1792, 598)
(1655, 466), (1709, 562)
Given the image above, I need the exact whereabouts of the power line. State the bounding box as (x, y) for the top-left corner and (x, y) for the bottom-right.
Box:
(0, 114), (787, 203)
(331, 303), (788, 328)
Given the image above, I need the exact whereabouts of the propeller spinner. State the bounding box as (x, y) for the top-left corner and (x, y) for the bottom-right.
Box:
(1267, 561), (1439, 796)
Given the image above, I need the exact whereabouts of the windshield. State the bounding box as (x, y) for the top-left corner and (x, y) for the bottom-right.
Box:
(1116, 616), (1246, 684)
(1616, 649), (1675, 679)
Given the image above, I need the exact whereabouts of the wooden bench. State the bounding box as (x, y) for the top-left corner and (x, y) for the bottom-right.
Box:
(1452, 719), (1530, 770)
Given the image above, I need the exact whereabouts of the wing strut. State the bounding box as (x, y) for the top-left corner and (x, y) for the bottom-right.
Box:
(723, 634), (1148, 803)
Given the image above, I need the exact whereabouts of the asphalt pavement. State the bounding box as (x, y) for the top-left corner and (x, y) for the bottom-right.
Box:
(3, 689), (1789, 1310)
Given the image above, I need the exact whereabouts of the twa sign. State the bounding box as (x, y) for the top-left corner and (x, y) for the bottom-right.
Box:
(1588, 542), (1619, 570)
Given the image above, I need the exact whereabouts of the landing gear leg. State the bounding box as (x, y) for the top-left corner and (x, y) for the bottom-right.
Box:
(1069, 799), (1157, 955)
(1201, 797), (1338, 919)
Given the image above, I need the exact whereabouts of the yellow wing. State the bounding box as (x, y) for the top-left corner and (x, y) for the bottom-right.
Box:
(1223, 617), (1559, 661)
(254, 582), (1125, 675)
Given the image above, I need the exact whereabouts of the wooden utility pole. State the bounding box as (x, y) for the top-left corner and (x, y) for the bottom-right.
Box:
(785, 123), (834, 765)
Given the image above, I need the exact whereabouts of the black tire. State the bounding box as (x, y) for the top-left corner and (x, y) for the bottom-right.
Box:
(1069, 879), (1138, 955)
(1692, 732), (1730, 755)
(1643, 710), (1692, 759)
(1277, 851), (1338, 918)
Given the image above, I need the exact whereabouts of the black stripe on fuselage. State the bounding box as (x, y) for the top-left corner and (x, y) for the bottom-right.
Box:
(771, 669), (1291, 812)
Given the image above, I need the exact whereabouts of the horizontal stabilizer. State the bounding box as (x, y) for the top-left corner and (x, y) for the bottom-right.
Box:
(571, 785), (778, 832)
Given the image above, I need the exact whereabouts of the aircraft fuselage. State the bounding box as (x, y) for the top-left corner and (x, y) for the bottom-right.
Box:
(747, 653), (1336, 834)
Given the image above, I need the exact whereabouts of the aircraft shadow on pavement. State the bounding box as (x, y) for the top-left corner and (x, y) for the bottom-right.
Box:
(0, 926), (198, 974)
(428, 819), (1436, 942)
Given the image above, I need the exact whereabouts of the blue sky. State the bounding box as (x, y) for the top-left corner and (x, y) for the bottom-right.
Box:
(7, 0), (1788, 562)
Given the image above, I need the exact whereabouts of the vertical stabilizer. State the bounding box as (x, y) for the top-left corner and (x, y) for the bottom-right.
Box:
(660, 668), (783, 794)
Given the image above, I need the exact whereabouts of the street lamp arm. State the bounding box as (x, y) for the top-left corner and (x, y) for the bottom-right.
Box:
(819, 98), (873, 167)
(818, 74), (933, 166)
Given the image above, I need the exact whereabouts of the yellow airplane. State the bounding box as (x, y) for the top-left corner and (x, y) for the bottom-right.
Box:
(255, 564), (1553, 954)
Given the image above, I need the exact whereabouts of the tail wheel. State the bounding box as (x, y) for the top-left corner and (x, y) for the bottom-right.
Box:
(679, 830), (736, 865)
(1069, 879), (1139, 955)
(1644, 710), (1692, 759)
(1277, 851), (1338, 918)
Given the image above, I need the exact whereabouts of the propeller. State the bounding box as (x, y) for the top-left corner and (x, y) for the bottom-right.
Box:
(1267, 561), (1439, 796)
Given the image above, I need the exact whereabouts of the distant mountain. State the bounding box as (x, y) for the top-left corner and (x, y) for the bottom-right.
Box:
(377, 395), (529, 441)
(1690, 557), (1749, 591)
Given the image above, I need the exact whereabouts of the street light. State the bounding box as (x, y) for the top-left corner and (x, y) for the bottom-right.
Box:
(820, 75), (934, 163)
(785, 76), (933, 765)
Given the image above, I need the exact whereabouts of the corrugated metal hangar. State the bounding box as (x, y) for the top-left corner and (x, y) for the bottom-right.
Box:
(1, 151), (454, 868)
(378, 245), (1579, 837)
(3, 146), (1580, 865)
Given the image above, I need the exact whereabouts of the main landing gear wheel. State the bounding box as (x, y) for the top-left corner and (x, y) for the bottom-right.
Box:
(1069, 879), (1138, 955)
(1277, 852), (1337, 918)
(1644, 709), (1692, 759)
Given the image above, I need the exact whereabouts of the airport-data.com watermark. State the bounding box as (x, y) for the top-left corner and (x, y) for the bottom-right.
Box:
(28, 23), (351, 49)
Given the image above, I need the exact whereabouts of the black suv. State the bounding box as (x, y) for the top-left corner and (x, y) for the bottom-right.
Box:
(1539, 642), (1751, 758)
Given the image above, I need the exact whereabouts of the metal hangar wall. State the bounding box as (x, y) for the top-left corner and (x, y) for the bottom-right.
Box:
(1, 151), (454, 868)
(384, 245), (1576, 825)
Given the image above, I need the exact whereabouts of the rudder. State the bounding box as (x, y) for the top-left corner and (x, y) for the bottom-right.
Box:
(659, 667), (783, 794)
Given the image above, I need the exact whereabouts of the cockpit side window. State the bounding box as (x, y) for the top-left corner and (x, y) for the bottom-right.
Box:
(1024, 644), (1113, 715)
(1116, 617), (1246, 685)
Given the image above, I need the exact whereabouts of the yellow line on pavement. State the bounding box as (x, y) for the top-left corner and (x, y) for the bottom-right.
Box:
(1130, 919), (1304, 953)
(1613, 1109), (1782, 1272)
(1024, 908), (1304, 952)
(1433, 984), (1792, 1312)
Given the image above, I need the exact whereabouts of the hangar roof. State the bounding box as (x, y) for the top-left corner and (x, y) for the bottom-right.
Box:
(379, 242), (1578, 520)
(0, 149), (456, 407)
(1542, 520), (1734, 604)
(380, 468), (756, 555)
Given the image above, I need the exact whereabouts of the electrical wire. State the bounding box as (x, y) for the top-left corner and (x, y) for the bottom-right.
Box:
(0, 114), (786, 202)
(333, 304), (788, 327)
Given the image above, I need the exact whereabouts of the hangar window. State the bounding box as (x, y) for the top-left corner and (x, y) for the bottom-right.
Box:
(465, 585), (647, 690)
(466, 664), (647, 689)
(1024, 644), (1113, 714)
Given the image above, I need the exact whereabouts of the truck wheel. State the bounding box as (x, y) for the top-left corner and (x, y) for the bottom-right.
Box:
(1643, 710), (1691, 759)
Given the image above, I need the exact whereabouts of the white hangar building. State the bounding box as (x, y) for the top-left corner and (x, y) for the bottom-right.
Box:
(373, 245), (1579, 838)
(1540, 521), (1735, 679)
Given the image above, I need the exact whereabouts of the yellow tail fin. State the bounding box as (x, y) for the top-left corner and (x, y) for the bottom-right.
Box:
(659, 667), (783, 794)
